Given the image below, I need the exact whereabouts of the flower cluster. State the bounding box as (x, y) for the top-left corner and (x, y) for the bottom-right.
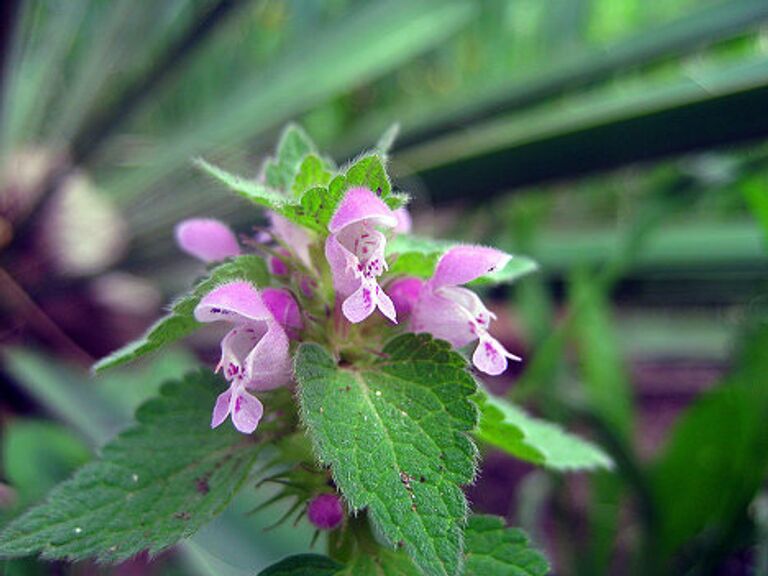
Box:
(176, 187), (519, 434)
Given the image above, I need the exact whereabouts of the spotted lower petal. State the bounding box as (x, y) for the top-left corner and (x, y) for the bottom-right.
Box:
(230, 388), (264, 434)
(472, 334), (521, 376)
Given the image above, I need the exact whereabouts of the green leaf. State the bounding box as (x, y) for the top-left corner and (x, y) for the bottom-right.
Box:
(568, 272), (634, 441)
(344, 154), (391, 197)
(0, 371), (265, 562)
(376, 123), (401, 156)
(650, 325), (768, 556)
(195, 158), (292, 212)
(93, 255), (269, 372)
(258, 554), (343, 576)
(464, 515), (549, 576)
(3, 421), (91, 508)
(387, 235), (454, 278)
(344, 154), (409, 211)
(474, 388), (613, 471)
(265, 125), (319, 191)
(293, 177), (347, 232)
(340, 549), (419, 575)
(387, 235), (538, 285)
(291, 154), (333, 197)
(295, 334), (478, 576)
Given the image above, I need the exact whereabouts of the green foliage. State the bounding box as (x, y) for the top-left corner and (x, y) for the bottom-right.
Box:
(258, 554), (343, 576)
(569, 272), (634, 441)
(265, 125), (319, 190)
(650, 325), (768, 557)
(2, 421), (91, 508)
(474, 388), (613, 471)
(295, 334), (478, 576)
(93, 255), (269, 372)
(292, 154), (333, 197)
(387, 234), (537, 284)
(196, 158), (290, 211)
(0, 371), (265, 562)
(258, 515), (549, 576)
(464, 515), (549, 576)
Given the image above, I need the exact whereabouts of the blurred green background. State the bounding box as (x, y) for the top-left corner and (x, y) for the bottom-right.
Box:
(1, 0), (768, 574)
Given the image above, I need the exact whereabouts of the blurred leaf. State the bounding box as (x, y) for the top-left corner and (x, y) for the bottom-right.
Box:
(2, 421), (90, 507)
(651, 325), (768, 557)
(743, 176), (768, 246)
(0, 371), (266, 563)
(106, 0), (476, 200)
(265, 124), (318, 190)
(375, 123), (400, 156)
(376, 0), (768, 155)
(474, 388), (613, 471)
(397, 58), (768, 201)
(569, 272), (634, 441)
(464, 515), (549, 576)
(94, 255), (269, 372)
(295, 334), (478, 576)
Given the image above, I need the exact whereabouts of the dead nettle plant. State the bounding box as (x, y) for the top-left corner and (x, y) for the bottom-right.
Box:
(0, 125), (613, 576)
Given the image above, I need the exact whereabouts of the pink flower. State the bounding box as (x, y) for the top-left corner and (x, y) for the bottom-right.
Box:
(194, 281), (301, 433)
(400, 246), (521, 376)
(175, 218), (240, 262)
(265, 212), (313, 275)
(325, 187), (398, 324)
(393, 206), (412, 234)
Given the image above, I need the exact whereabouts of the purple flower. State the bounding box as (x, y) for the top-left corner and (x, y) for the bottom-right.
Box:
(265, 212), (313, 275)
(194, 281), (301, 433)
(307, 493), (344, 530)
(325, 187), (398, 324)
(399, 246), (521, 376)
(175, 218), (240, 262)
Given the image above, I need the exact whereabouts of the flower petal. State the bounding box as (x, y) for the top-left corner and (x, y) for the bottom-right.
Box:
(342, 283), (377, 323)
(262, 288), (303, 334)
(430, 245), (512, 289)
(324, 233), (361, 298)
(211, 388), (232, 428)
(393, 206), (412, 234)
(270, 212), (312, 267)
(230, 389), (264, 434)
(175, 218), (240, 262)
(376, 286), (397, 324)
(411, 289), (476, 348)
(194, 281), (271, 324)
(243, 321), (292, 390)
(328, 187), (397, 233)
(472, 335), (521, 376)
(388, 277), (423, 316)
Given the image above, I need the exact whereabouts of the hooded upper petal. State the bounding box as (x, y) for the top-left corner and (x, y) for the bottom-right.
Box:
(329, 187), (397, 233)
(430, 245), (511, 289)
(194, 281), (271, 324)
(326, 187), (399, 324)
(175, 218), (240, 262)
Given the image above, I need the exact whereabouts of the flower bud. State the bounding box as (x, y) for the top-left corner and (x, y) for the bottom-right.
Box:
(307, 493), (344, 530)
